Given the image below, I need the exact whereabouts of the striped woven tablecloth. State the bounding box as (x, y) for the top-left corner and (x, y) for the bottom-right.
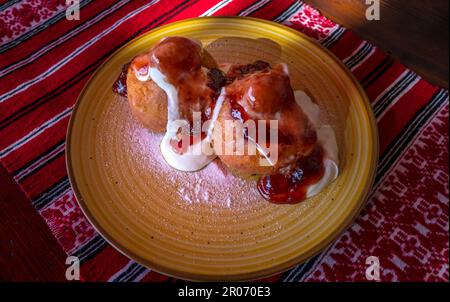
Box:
(0, 0), (448, 282)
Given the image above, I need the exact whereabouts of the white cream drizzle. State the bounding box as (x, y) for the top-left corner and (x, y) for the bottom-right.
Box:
(143, 67), (224, 172)
(246, 135), (275, 166)
(293, 90), (339, 198)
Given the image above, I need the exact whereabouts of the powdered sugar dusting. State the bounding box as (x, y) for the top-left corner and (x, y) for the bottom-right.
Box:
(117, 101), (261, 209)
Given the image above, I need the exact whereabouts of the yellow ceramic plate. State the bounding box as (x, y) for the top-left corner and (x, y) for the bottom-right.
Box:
(67, 17), (378, 281)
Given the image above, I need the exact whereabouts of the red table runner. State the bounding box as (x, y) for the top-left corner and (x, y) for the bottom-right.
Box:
(0, 0), (448, 282)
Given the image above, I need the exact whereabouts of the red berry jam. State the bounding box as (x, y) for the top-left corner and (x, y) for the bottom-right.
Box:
(257, 145), (325, 204)
(112, 63), (130, 97)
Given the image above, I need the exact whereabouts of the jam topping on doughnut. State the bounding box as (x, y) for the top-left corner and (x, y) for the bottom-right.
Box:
(112, 63), (130, 97)
(257, 145), (325, 204)
(225, 62), (312, 147)
(226, 60), (271, 81)
(149, 36), (202, 82)
(206, 68), (227, 97)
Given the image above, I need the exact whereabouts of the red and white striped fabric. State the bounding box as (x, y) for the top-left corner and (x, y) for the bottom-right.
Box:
(0, 0), (448, 282)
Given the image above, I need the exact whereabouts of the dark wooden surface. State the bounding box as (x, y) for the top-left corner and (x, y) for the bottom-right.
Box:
(0, 165), (67, 281)
(0, 0), (448, 281)
(304, 0), (449, 88)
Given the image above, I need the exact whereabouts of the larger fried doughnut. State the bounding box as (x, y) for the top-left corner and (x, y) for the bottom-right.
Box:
(212, 62), (317, 177)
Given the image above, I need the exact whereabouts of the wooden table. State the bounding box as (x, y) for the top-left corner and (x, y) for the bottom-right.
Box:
(0, 0), (448, 281)
(305, 0), (449, 88)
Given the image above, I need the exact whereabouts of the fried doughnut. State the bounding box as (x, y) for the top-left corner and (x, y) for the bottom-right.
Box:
(212, 62), (317, 177)
(126, 37), (219, 132)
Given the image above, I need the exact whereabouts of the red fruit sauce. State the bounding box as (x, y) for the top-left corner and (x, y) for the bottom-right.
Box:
(257, 145), (325, 204)
(112, 63), (129, 97)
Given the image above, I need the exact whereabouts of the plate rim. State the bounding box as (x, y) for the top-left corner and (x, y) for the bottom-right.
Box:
(66, 16), (379, 281)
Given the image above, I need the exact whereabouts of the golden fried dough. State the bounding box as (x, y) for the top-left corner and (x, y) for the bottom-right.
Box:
(126, 67), (167, 132)
(212, 101), (275, 177)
